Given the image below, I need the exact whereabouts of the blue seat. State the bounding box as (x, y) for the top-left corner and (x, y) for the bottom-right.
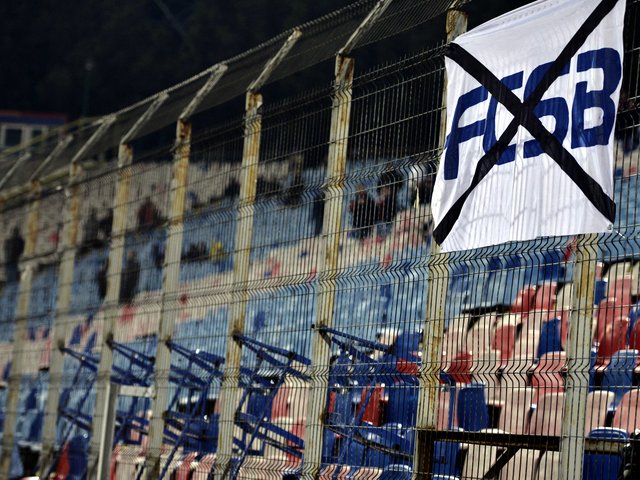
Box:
(386, 382), (418, 428)
(433, 441), (461, 477)
(601, 349), (639, 408)
(456, 383), (489, 432)
(537, 318), (563, 359)
(380, 463), (412, 480)
(595, 279), (608, 306)
(583, 427), (628, 480)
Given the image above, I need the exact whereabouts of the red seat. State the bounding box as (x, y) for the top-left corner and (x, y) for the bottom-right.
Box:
(512, 286), (537, 313)
(492, 324), (516, 363)
(629, 319), (640, 351)
(356, 384), (385, 426)
(531, 352), (566, 403)
(533, 282), (557, 311)
(447, 351), (473, 384)
(594, 298), (620, 345)
(609, 275), (633, 309)
(611, 389), (640, 433)
(596, 317), (629, 369)
(529, 392), (565, 436)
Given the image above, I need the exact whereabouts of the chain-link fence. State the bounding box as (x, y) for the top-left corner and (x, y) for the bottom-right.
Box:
(0, 0), (638, 479)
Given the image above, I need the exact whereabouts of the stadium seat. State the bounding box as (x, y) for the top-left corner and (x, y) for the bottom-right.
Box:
(629, 318), (640, 351)
(533, 282), (556, 311)
(601, 349), (638, 407)
(512, 286), (537, 314)
(446, 351), (473, 384)
(491, 323), (516, 363)
(380, 464), (411, 480)
(585, 391), (615, 434)
(536, 318), (563, 359)
(466, 324), (491, 355)
(498, 387), (535, 435)
(536, 452), (559, 480)
(471, 350), (501, 404)
(583, 427), (629, 480)
(596, 317), (630, 369)
(499, 448), (539, 480)
(608, 275), (633, 308)
(386, 382), (418, 428)
(531, 352), (566, 402)
(529, 392), (565, 436)
(456, 383), (489, 431)
(611, 389), (640, 433)
(461, 428), (505, 479)
(443, 328), (466, 362)
(594, 298), (621, 345)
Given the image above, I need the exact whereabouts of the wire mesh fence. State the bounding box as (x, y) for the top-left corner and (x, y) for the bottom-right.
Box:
(0, 0), (638, 479)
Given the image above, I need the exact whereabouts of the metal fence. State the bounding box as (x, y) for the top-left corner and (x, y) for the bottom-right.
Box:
(0, 0), (638, 478)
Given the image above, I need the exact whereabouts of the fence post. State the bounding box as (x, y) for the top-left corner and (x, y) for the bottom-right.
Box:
(559, 233), (598, 480)
(77, 94), (168, 479)
(413, 7), (467, 479)
(37, 117), (116, 478)
(0, 181), (42, 478)
(301, 3), (394, 478)
(213, 29), (301, 480)
(140, 67), (227, 480)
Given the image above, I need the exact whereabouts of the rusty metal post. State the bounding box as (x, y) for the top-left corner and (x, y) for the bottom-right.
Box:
(213, 89), (263, 480)
(0, 181), (42, 478)
(213, 31), (300, 480)
(301, 4), (395, 478)
(140, 65), (227, 480)
(39, 117), (121, 477)
(559, 233), (598, 480)
(77, 94), (169, 479)
(301, 54), (354, 480)
(413, 7), (467, 480)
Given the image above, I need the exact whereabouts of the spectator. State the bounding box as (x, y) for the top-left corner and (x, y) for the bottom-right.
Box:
(311, 189), (325, 237)
(96, 258), (109, 301)
(119, 251), (140, 305)
(99, 208), (113, 240)
(81, 208), (101, 253)
(48, 222), (63, 252)
(4, 227), (24, 283)
(137, 197), (161, 230)
(349, 185), (377, 239)
(376, 184), (398, 226)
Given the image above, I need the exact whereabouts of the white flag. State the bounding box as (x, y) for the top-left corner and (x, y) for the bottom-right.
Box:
(431, 0), (625, 252)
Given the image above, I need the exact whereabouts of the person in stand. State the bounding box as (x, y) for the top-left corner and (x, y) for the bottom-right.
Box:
(99, 207), (113, 241)
(311, 188), (325, 237)
(137, 196), (160, 230)
(81, 208), (100, 253)
(119, 250), (140, 305)
(349, 184), (377, 239)
(4, 226), (24, 283)
(96, 258), (109, 302)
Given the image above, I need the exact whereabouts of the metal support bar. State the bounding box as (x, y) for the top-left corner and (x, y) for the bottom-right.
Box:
(83, 94), (169, 479)
(248, 30), (301, 93)
(559, 233), (598, 480)
(27, 134), (74, 184)
(0, 182), (42, 478)
(214, 89), (263, 480)
(140, 67), (227, 479)
(338, 0), (394, 56)
(301, 54), (354, 480)
(413, 8), (467, 480)
(0, 152), (31, 191)
(214, 31), (304, 480)
(69, 114), (117, 164)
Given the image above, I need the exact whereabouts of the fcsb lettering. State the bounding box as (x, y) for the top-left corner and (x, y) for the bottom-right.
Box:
(444, 47), (622, 180)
